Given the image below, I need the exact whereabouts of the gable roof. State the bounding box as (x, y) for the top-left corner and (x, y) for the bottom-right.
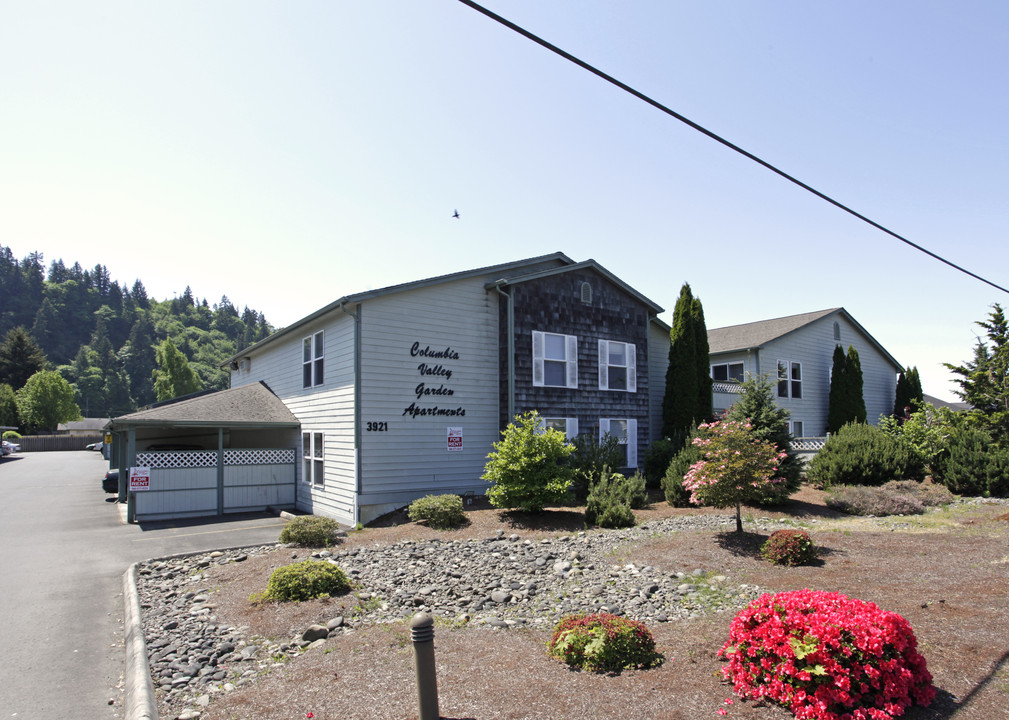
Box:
(708, 307), (902, 371)
(486, 259), (664, 313)
(226, 252), (575, 364)
(108, 382), (300, 429)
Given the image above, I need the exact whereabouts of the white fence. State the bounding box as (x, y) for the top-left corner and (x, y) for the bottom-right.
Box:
(132, 448), (296, 522)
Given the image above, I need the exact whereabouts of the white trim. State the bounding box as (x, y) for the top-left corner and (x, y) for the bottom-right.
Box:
(598, 339), (636, 392)
(532, 330), (578, 389)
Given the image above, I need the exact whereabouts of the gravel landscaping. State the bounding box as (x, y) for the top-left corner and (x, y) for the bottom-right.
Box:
(137, 489), (1009, 720)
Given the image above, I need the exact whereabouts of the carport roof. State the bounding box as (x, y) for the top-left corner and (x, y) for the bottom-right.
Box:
(107, 382), (300, 429)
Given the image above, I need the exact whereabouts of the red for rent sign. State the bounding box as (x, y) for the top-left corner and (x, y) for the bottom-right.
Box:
(129, 466), (151, 492)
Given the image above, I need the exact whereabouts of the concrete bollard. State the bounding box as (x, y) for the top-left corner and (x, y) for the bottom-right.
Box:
(410, 612), (440, 720)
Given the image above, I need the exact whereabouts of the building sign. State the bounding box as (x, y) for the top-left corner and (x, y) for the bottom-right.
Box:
(129, 466), (151, 492)
(402, 341), (466, 419)
(447, 426), (463, 452)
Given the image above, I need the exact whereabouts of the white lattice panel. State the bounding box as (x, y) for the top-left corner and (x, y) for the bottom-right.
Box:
(136, 451), (218, 468)
(224, 449), (296, 466)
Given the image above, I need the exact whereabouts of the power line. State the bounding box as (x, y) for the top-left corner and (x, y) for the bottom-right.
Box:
(457, 0), (1009, 296)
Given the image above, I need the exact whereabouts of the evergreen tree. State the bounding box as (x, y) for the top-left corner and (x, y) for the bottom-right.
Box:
(153, 339), (203, 402)
(846, 346), (867, 424)
(122, 314), (157, 407)
(907, 366), (923, 406)
(894, 365), (924, 418)
(724, 374), (802, 504)
(827, 344), (866, 433)
(662, 284), (699, 438)
(827, 345), (849, 434)
(692, 296), (713, 421)
(0, 327), (48, 390)
(944, 304), (1009, 438)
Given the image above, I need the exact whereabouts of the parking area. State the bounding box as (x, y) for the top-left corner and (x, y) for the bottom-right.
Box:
(0, 451), (288, 719)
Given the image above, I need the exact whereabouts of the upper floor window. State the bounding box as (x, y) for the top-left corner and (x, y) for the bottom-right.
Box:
(303, 331), (324, 388)
(598, 340), (636, 391)
(542, 417), (579, 440)
(711, 362), (744, 383)
(599, 418), (638, 468)
(777, 360), (802, 399)
(532, 331), (578, 388)
(833, 321), (841, 341)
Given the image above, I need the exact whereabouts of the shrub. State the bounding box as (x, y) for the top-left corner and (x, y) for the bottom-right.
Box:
(825, 480), (954, 516)
(584, 470), (643, 529)
(547, 613), (663, 673)
(2, 430), (21, 440)
(682, 420), (786, 532)
(932, 425), (1009, 497)
(642, 433), (687, 490)
(253, 560), (351, 603)
(806, 423), (924, 488)
(721, 590), (935, 720)
(483, 411), (575, 512)
(278, 516), (344, 547)
(661, 438), (699, 507)
(569, 432), (624, 500)
(407, 493), (465, 529)
(878, 402), (960, 474)
(759, 529), (816, 566)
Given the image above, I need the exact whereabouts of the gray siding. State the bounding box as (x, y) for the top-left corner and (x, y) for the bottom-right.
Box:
(647, 320), (669, 442)
(232, 312), (357, 525)
(357, 276), (501, 509)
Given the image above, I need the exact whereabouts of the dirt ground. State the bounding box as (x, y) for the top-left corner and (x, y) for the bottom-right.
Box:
(178, 488), (1009, 720)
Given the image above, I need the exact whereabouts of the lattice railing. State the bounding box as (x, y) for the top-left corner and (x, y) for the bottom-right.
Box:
(136, 448), (295, 468)
(790, 437), (827, 452)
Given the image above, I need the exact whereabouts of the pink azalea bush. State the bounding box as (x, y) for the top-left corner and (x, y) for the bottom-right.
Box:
(720, 590), (936, 720)
(682, 420), (787, 532)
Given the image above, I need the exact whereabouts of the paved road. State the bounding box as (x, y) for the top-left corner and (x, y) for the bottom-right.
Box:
(0, 451), (288, 719)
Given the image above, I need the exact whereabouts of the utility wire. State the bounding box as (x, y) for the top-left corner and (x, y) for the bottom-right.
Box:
(457, 0), (1009, 296)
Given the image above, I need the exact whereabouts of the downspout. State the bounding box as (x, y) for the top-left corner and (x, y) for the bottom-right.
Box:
(491, 282), (515, 422)
(340, 302), (363, 527)
(216, 427), (224, 517)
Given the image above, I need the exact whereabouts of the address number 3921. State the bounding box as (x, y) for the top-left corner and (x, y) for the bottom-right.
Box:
(366, 421), (388, 432)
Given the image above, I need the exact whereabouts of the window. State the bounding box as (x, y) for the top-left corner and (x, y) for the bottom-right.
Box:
(303, 331), (324, 388)
(542, 417), (579, 440)
(833, 321), (841, 342)
(598, 340), (636, 391)
(790, 420), (804, 438)
(532, 331), (578, 388)
(711, 362), (744, 382)
(302, 432), (324, 486)
(580, 282), (592, 305)
(599, 418), (638, 468)
(777, 360), (802, 399)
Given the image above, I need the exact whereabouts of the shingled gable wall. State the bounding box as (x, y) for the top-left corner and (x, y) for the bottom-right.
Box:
(500, 268), (652, 466)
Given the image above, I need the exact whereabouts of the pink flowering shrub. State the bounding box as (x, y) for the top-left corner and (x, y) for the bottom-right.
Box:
(682, 420), (787, 532)
(720, 590), (935, 720)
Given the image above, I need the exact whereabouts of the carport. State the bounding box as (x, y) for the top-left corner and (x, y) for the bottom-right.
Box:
(106, 382), (301, 522)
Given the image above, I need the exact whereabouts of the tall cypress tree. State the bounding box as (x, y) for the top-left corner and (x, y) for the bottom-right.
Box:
(846, 346), (867, 424)
(692, 296), (713, 421)
(663, 283), (706, 439)
(827, 345), (849, 434)
(906, 366), (923, 407)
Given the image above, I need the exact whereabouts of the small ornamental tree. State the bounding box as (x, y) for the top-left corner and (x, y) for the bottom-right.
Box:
(682, 420), (785, 532)
(483, 411), (575, 512)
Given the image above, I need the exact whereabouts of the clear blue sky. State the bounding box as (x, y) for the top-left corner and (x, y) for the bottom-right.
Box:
(3, 1), (1008, 403)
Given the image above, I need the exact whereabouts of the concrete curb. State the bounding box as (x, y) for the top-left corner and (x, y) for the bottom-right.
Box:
(122, 543), (284, 720)
(123, 562), (158, 720)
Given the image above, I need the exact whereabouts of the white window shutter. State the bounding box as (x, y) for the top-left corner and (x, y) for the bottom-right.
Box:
(532, 331), (545, 387)
(626, 419), (638, 468)
(627, 344), (637, 392)
(567, 417), (579, 440)
(598, 339), (609, 390)
(565, 335), (579, 388)
(598, 418), (610, 443)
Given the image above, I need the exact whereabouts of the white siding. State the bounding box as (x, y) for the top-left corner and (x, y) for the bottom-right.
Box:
(358, 276), (500, 508)
(647, 321), (669, 441)
(232, 312), (357, 525)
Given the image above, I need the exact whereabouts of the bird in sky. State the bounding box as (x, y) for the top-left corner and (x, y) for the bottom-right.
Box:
(452, 209), (460, 219)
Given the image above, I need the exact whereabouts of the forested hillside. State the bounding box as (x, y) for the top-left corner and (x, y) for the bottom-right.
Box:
(0, 245), (274, 418)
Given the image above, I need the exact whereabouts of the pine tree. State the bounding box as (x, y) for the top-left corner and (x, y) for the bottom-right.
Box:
(846, 346), (867, 424)
(0, 326), (49, 390)
(662, 284), (699, 438)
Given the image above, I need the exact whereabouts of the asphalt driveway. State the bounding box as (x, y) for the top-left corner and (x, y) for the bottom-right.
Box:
(0, 450), (288, 719)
